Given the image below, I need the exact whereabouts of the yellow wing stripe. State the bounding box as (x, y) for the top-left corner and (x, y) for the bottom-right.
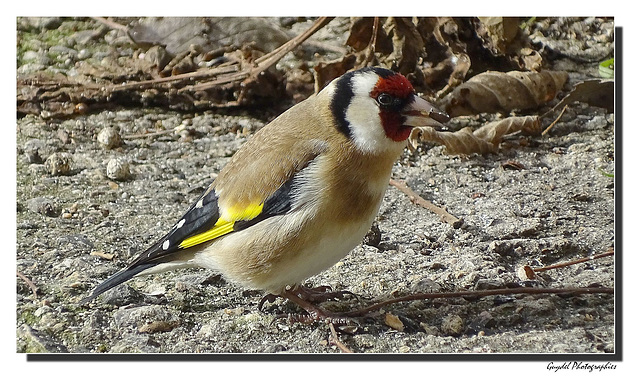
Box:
(178, 202), (264, 249)
(222, 202), (265, 222)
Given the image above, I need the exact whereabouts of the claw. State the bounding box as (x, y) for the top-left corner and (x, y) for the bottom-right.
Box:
(258, 293), (280, 312)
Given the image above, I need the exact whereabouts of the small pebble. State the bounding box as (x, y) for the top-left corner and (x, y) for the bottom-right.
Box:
(138, 320), (179, 334)
(363, 222), (381, 247)
(57, 129), (70, 144)
(45, 152), (72, 176)
(77, 49), (92, 60)
(17, 62), (46, 75)
(48, 45), (78, 59)
(441, 314), (465, 336)
(106, 158), (130, 181)
(97, 127), (122, 149)
(26, 197), (59, 217)
(23, 139), (47, 163)
(22, 50), (45, 63)
(72, 30), (99, 45)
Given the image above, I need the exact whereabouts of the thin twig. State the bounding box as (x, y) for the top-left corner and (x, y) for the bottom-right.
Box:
(389, 178), (463, 228)
(91, 17), (129, 33)
(541, 104), (569, 135)
(328, 323), (353, 353)
(344, 286), (614, 317)
(102, 64), (240, 92)
(371, 17), (380, 54)
(533, 247), (614, 273)
(123, 125), (185, 140)
(363, 17), (380, 65)
(17, 271), (39, 298)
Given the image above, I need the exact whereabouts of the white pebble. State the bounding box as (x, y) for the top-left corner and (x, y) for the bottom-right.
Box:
(106, 158), (130, 181)
(97, 127), (122, 149)
(45, 152), (72, 176)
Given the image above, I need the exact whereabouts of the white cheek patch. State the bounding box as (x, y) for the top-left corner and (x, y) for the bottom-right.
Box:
(346, 73), (406, 154)
(345, 98), (387, 153)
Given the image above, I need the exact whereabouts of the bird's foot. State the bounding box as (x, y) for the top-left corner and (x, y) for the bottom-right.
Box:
(281, 287), (360, 325)
(258, 284), (361, 326)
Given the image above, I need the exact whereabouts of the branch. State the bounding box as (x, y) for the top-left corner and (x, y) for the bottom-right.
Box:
(541, 104), (569, 135)
(328, 323), (354, 353)
(101, 64), (240, 92)
(91, 17), (129, 33)
(345, 286), (614, 317)
(17, 271), (39, 298)
(533, 246), (614, 273)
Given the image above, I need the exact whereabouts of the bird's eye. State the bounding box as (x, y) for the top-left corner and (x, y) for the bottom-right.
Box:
(377, 93), (394, 106)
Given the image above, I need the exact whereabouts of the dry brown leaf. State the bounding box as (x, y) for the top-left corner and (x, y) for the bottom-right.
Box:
(345, 17), (392, 53)
(420, 17), (468, 54)
(315, 17), (423, 87)
(517, 47), (543, 72)
(441, 70), (568, 117)
(411, 115), (541, 155)
(475, 18), (543, 71)
(476, 17), (522, 55)
(414, 127), (496, 155)
(313, 54), (358, 93)
(384, 313), (405, 331)
(473, 115), (542, 144)
(425, 53), (472, 99)
(517, 265), (537, 281)
(315, 17), (542, 97)
(552, 79), (614, 113)
(380, 17), (424, 74)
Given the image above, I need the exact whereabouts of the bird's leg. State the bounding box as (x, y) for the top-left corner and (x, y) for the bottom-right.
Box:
(258, 284), (361, 324)
(258, 284), (357, 312)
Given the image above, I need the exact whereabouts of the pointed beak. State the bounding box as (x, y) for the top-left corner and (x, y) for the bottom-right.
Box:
(402, 96), (450, 131)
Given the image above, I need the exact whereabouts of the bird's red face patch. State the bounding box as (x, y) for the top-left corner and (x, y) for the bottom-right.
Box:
(370, 73), (415, 142)
(370, 74), (414, 100)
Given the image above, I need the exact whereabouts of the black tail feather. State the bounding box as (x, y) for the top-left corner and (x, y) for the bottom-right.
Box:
(79, 263), (157, 304)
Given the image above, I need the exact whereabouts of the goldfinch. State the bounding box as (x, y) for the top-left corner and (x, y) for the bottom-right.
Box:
(82, 67), (448, 319)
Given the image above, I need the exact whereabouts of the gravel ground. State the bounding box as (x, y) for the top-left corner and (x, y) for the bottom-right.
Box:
(16, 17), (616, 356)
